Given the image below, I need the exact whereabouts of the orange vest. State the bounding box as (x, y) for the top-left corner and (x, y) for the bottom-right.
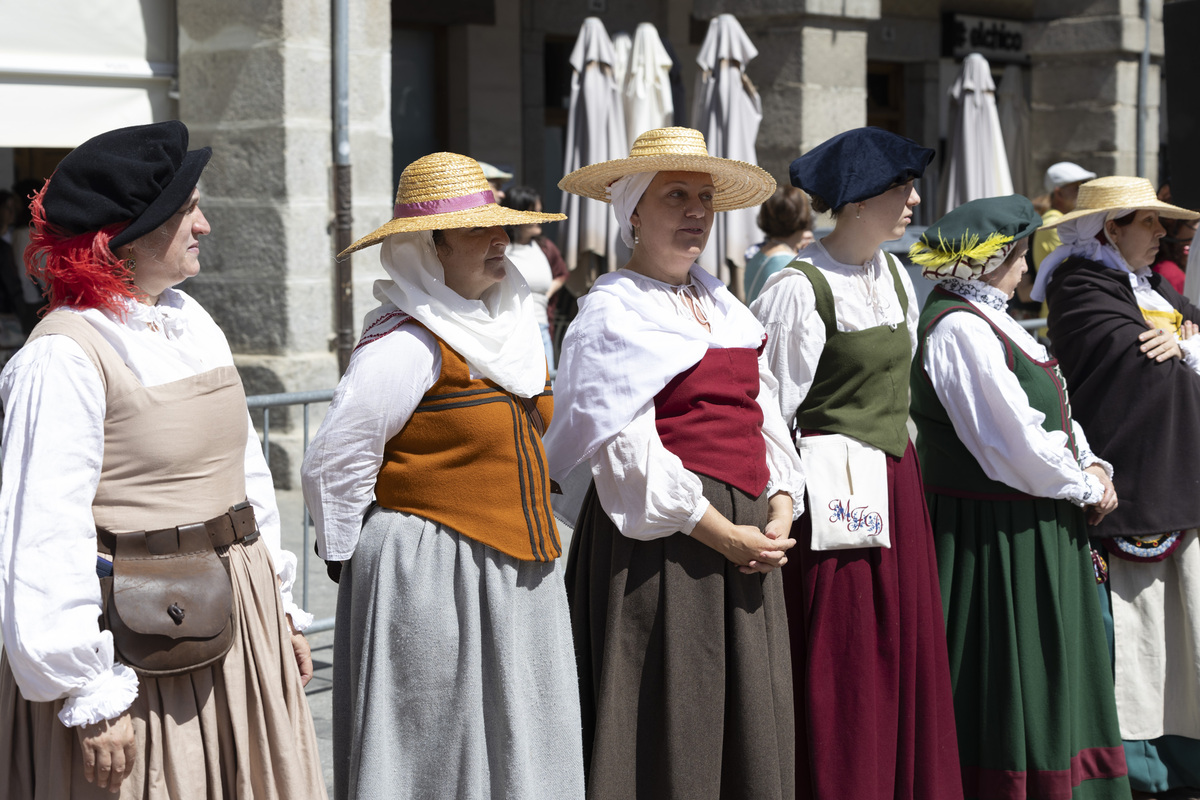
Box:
(374, 323), (560, 562)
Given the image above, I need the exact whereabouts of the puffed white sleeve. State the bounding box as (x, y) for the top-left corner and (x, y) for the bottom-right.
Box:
(589, 402), (710, 541)
(750, 276), (826, 430)
(243, 419), (312, 630)
(301, 327), (438, 561)
(922, 313), (1104, 506)
(757, 358), (805, 517)
(0, 335), (140, 727)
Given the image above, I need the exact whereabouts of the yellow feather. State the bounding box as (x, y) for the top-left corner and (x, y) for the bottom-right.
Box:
(908, 229), (1014, 268)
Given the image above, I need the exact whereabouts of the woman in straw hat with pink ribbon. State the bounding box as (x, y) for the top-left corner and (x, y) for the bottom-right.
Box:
(545, 126), (804, 798)
(1032, 176), (1200, 798)
(301, 153), (585, 800)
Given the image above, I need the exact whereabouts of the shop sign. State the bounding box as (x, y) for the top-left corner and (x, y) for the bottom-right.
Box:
(943, 13), (1028, 64)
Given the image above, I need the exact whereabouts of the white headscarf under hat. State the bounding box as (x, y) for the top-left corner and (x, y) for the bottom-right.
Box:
(607, 171), (657, 247)
(365, 230), (547, 397)
(1030, 208), (1136, 302)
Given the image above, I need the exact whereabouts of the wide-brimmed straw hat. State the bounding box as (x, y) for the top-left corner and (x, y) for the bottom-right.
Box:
(338, 152), (565, 258)
(557, 127), (775, 212)
(1041, 175), (1199, 229)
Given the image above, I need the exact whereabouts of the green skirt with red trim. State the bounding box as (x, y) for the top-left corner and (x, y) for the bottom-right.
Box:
(929, 491), (1131, 800)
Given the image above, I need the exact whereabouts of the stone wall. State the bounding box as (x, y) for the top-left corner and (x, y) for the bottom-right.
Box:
(1028, 0), (1162, 186)
(177, 0), (392, 487)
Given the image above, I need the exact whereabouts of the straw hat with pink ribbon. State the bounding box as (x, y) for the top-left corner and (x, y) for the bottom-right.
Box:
(338, 152), (565, 258)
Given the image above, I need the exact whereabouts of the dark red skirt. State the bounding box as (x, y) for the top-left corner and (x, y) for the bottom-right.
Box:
(787, 440), (963, 800)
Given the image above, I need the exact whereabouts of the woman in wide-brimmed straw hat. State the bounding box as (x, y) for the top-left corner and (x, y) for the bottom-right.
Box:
(544, 126), (803, 799)
(301, 152), (584, 800)
(909, 195), (1131, 799)
(750, 127), (963, 800)
(0, 121), (326, 799)
(1032, 175), (1200, 797)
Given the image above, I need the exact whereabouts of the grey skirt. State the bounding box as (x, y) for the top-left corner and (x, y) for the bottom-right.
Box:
(332, 507), (585, 800)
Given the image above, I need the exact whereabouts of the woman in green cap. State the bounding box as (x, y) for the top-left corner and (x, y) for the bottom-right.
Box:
(909, 194), (1129, 799)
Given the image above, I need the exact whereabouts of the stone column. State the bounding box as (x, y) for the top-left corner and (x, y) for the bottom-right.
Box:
(1027, 0), (1163, 186)
(177, 0), (393, 487)
(694, 0), (880, 185)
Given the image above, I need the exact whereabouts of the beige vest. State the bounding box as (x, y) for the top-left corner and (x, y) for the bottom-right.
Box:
(28, 311), (248, 534)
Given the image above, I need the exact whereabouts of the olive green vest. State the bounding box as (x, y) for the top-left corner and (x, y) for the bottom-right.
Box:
(792, 255), (911, 458)
(910, 287), (1078, 497)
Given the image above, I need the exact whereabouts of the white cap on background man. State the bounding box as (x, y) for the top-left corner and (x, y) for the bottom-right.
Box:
(1044, 161), (1097, 193)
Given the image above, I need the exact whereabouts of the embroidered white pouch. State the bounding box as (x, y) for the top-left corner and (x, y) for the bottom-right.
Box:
(798, 433), (891, 550)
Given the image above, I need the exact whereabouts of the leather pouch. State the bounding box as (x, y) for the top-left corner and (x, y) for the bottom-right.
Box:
(103, 523), (235, 677)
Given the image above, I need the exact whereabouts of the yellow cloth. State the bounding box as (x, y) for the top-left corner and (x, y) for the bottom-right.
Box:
(1142, 306), (1183, 337)
(1031, 208), (1064, 269)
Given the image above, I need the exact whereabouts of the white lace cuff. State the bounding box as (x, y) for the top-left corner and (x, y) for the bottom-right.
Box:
(57, 663), (139, 728)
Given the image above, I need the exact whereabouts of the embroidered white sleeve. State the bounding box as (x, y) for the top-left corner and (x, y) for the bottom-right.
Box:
(757, 359), (805, 518)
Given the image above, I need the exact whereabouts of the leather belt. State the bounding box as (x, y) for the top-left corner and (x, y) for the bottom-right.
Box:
(96, 501), (260, 556)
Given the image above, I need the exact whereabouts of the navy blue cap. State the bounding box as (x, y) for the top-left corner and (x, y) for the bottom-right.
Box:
(790, 127), (935, 210)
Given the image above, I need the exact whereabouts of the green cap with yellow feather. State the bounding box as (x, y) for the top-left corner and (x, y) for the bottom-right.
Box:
(909, 194), (1041, 280)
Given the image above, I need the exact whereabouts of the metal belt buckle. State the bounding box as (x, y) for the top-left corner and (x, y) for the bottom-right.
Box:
(229, 501), (260, 544)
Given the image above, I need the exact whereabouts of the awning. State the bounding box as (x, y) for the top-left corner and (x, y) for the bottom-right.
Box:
(0, 0), (176, 148)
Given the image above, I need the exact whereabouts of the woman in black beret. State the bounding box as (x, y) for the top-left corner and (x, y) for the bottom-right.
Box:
(0, 121), (326, 799)
(909, 195), (1129, 799)
(750, 127), (963, 800)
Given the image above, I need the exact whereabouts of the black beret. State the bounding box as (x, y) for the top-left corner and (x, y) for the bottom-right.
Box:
(41, 120), (212, 248)
(790, 127), (935, 211)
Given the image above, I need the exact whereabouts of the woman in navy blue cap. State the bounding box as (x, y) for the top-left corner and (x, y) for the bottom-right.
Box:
(0, 122), (326, 799)
(751, 127), (963, 800)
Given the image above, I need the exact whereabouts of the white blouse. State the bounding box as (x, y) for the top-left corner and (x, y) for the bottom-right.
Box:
(750, 239), (920, 430)
(302, 319), (442, 561)
(922, 279), (1109, 505)
(588, 270), (804, 541)
(0, 289), (306, 729)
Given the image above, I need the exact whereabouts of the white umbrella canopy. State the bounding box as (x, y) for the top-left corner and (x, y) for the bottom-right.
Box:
(940, 52), (1014, 215)
(996, 63), (1032, 198)
(611, 31), (632, 95)
(560, 17), (628, 273)
(690, 13), (764, 289)
(624, 23), (675, 145)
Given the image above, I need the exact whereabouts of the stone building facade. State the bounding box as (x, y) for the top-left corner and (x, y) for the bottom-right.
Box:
(0, 0), (1173, 486)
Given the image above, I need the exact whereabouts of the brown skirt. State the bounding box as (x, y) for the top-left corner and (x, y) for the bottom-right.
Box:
(565, 475), (795, 800)
(0, 538), (327, 799)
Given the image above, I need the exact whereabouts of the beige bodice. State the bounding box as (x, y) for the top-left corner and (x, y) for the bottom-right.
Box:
(28, 311), (248, 534)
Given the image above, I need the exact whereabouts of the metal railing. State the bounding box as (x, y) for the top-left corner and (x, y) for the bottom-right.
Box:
(246, 389), (336, 634)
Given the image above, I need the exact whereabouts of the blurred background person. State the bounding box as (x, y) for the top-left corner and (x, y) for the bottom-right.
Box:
(744, 186), (813, 303)
(502, 185), (567, 378)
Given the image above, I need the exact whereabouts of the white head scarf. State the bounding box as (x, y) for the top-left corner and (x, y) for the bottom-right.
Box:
(1030, 208), (1137, 302)
(607, 171), (657, 247)
(368, 230), (548, 397)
